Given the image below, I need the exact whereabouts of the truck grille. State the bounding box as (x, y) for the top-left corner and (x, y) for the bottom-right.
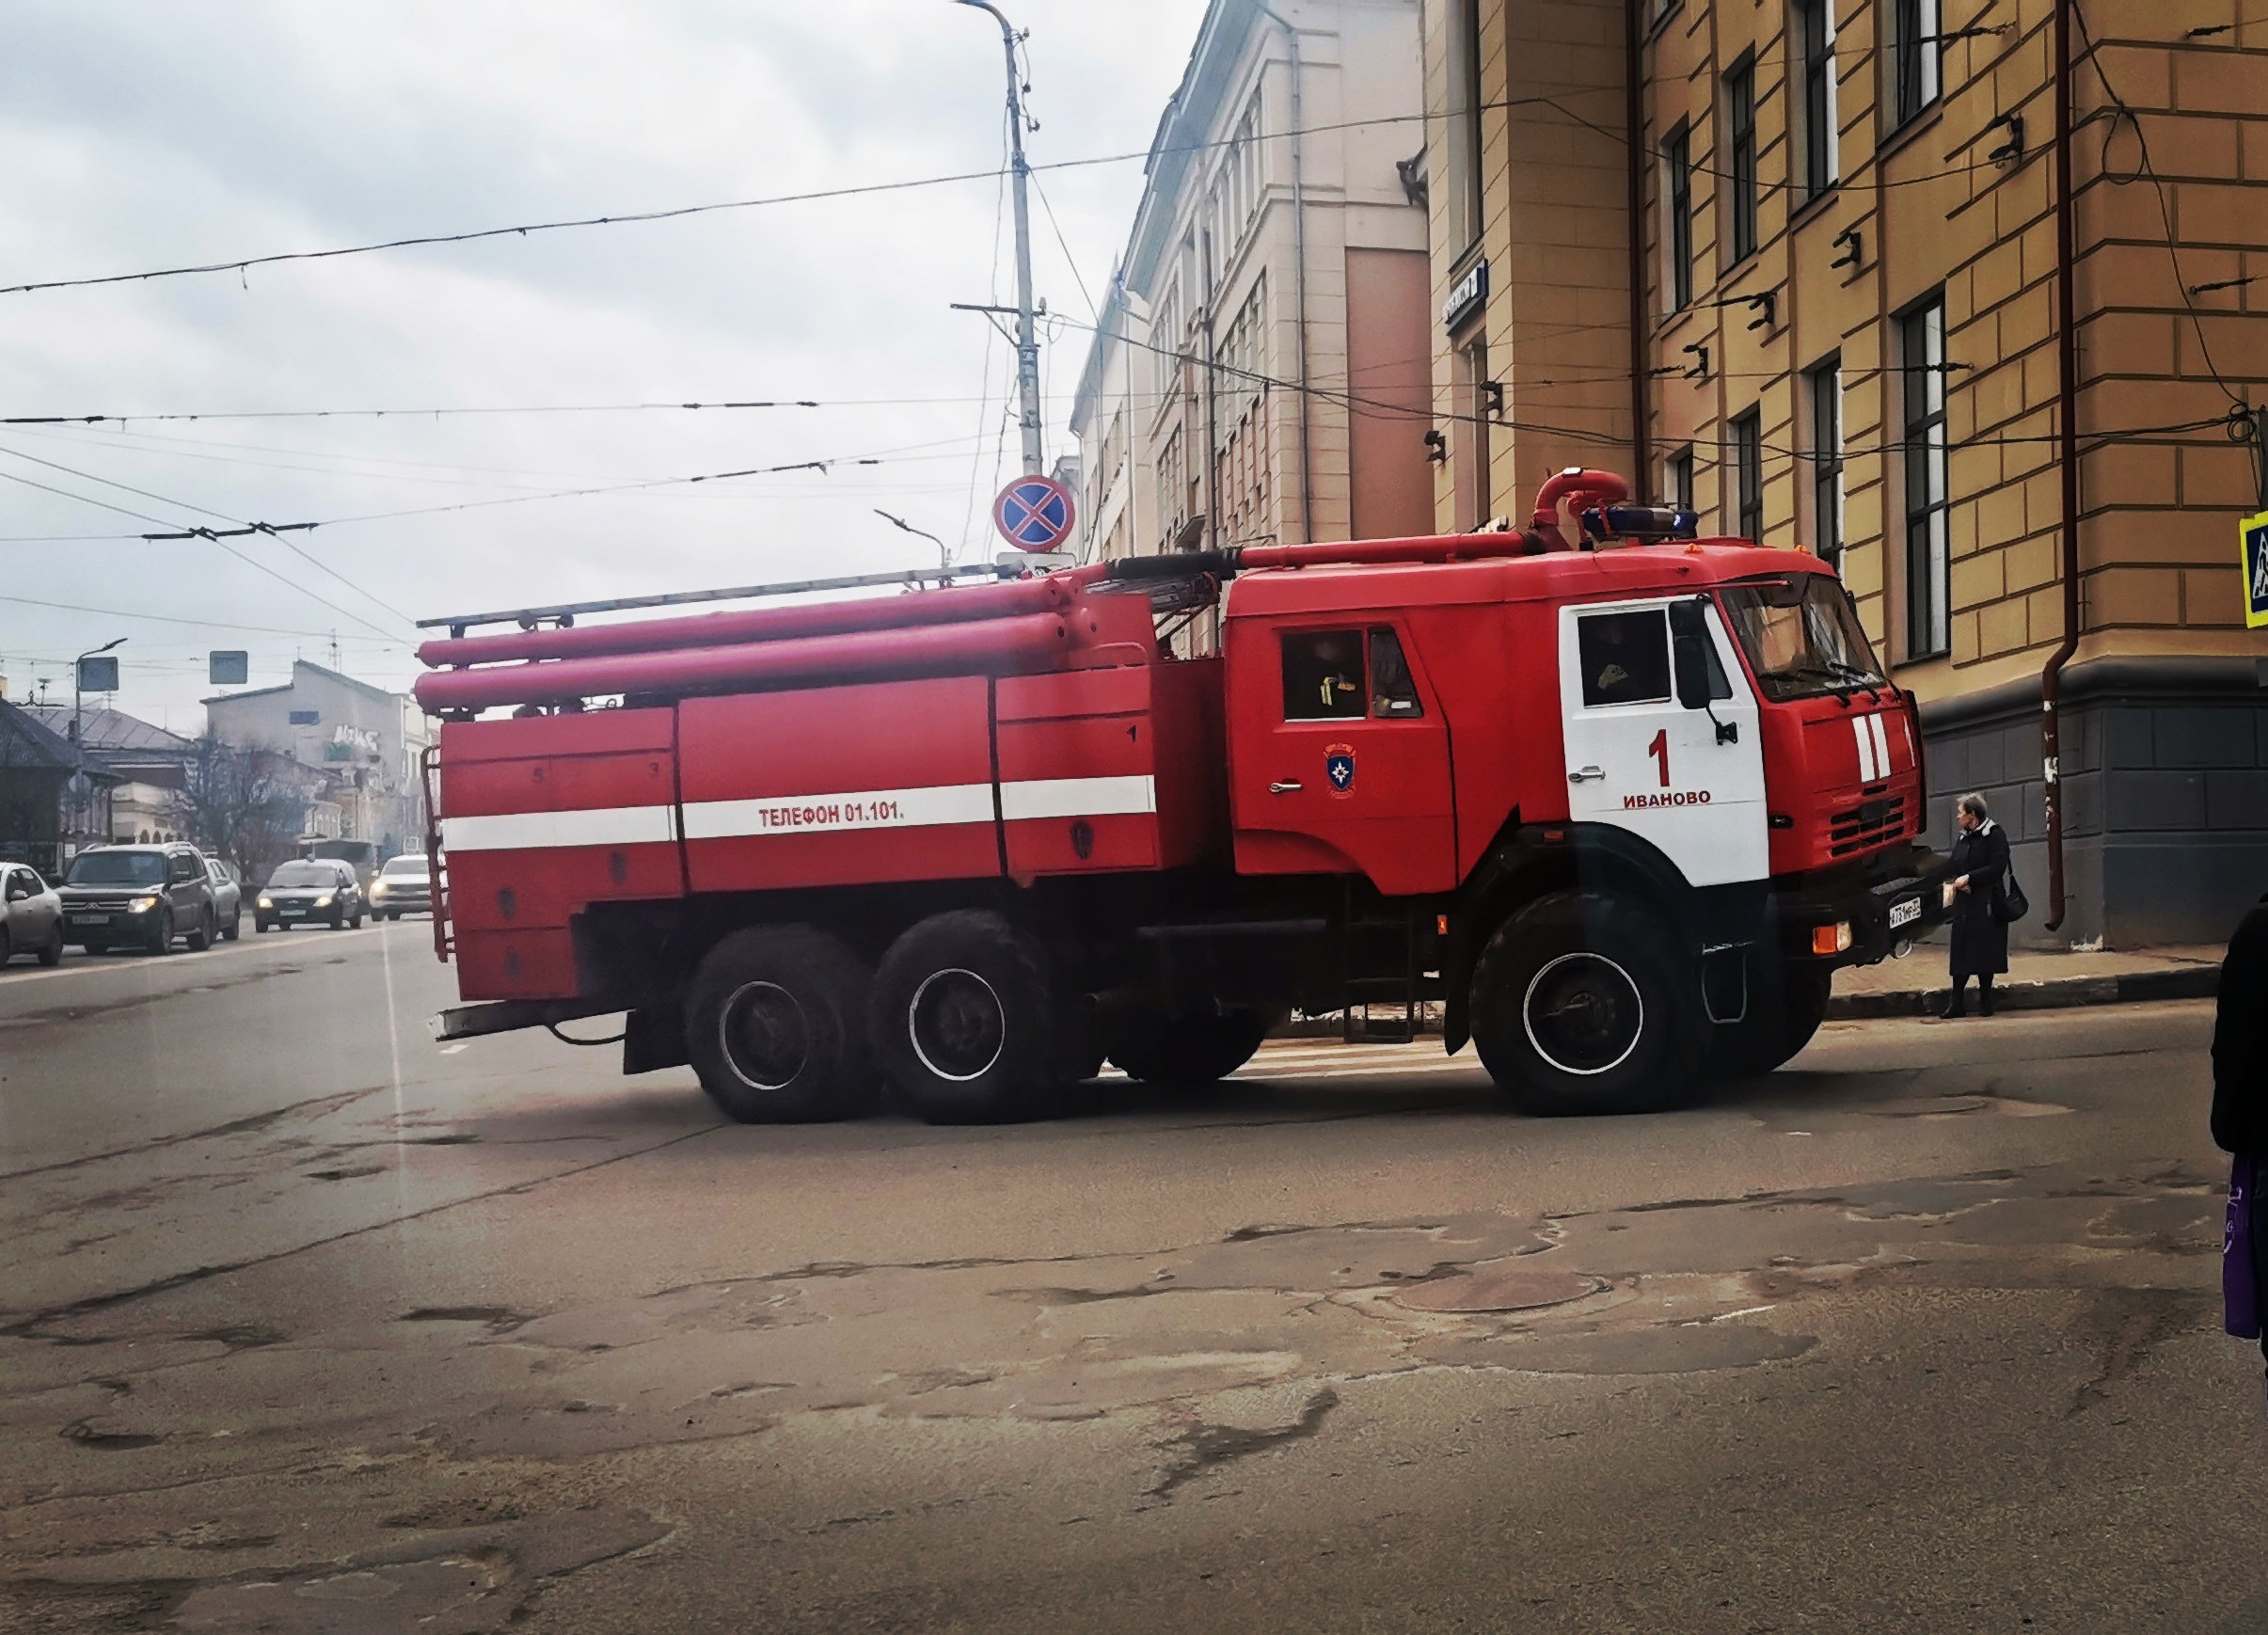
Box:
(1829, 794), (1905, 856)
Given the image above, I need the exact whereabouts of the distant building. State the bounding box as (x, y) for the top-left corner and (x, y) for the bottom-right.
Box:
(24, 704), (198, 846)
(204, 661), (435, 856)
(1071, 0), (1435, 592)
(0, 700), (111, 875)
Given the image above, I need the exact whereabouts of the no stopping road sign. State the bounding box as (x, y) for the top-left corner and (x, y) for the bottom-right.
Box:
(994, 475), (1076, 553)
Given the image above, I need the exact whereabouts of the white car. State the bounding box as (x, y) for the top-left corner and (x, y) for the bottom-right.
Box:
(0, 863), (64, 966)
(371, 852), (444, 920)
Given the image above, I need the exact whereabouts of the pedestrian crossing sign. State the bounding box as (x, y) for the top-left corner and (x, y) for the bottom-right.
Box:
(2246, 510), (2268, 629)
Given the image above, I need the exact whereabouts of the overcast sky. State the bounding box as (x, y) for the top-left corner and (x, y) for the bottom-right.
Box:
(0, 0), (1209, 731)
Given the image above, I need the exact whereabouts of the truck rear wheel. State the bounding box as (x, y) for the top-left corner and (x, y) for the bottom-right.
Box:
(686, 925), (877, 1123)
(1469, 890), (1698, 1118)
(870, 911), (1070, 1123)
(1702, 965), (1832, 1079)
(1107, 1008), (1272, 1087)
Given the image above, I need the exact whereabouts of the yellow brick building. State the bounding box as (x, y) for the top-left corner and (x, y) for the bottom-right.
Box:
(1419, 0), (2268, 945)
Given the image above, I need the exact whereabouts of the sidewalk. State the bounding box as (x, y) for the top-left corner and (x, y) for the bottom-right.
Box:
(1828, 941), (2225, 1018)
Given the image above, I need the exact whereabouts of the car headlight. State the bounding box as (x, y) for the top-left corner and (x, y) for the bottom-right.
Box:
(256, 896), (273, 909)
(314, 895), (333, 908)
(372, 880), (389, 897)
(128, 895), (160, 912)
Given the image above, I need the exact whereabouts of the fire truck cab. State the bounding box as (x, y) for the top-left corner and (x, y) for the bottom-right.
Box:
(418, 468), (1945, 1126)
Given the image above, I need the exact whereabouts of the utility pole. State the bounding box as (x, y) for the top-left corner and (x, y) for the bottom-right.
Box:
(956, 0), (1045, 476)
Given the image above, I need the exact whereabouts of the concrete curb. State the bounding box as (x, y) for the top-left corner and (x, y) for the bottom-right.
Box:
(1825, 965), (2220, 1020)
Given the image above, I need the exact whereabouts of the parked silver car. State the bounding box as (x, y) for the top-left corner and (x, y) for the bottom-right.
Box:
(0, 863), (64, 966)
(202, 856), (245, 941)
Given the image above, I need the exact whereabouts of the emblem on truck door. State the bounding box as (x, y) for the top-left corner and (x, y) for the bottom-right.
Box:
(1324, 746), (1356, 797)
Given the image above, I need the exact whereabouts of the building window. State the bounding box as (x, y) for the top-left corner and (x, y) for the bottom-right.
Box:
(1894, 0), (1942, 127)
(1807, 357), (1844, 569)
(1662, 123), (1693, 311)
(1797, 0), (1838, 196)
(1900, 295), (1951, 657)
(1444, 0), (1484, 250)
(1454, 335), (1492, 531)
(1666, 446), (1695, 513)
(1726, 57), (1758, 262)
(1731, 408), (1764, 540)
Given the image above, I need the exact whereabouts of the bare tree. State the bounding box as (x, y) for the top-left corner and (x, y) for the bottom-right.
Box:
(168, 735), (306, 883)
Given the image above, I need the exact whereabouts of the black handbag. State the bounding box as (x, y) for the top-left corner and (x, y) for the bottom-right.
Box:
(1997, 873), (2030, 924)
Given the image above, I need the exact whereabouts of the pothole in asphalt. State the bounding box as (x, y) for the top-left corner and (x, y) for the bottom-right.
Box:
(1391, 1264), (1601, 1313)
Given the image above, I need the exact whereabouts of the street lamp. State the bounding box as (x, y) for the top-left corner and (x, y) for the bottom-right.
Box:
(71, 637), (125, 849)
(875, 509), (952, 573)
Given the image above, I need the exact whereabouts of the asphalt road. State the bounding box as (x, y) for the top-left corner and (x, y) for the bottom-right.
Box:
(2, 924), (2261, 1633)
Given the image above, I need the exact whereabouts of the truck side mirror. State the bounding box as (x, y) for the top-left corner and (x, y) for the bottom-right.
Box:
(1668, 600), (1713, 711)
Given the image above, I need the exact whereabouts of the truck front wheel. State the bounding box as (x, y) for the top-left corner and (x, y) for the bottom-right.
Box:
(1702, 965), (1832, 1079)
(1107, 1008), (1272, 1087)
(1469, 891), (1698, 1118)
(871, 911), (1070, 1123)
(686, 925), (878, 1123)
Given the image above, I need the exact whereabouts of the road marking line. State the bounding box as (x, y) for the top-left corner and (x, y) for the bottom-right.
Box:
(0, 920), (397, 986)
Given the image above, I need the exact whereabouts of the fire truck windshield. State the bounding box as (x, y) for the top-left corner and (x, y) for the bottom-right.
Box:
(1719, 575), (1886, 702)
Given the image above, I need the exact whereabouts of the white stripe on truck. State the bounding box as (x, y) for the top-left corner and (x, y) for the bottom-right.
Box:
(440, 777), (1158, 854)
(442, 804), (677, 853)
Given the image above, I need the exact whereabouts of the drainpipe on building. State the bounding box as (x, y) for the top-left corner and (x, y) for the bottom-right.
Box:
(2040, 0), (2080, 934)
(1255, 2), (1315, 542)
(1624, 0), (1651, 501)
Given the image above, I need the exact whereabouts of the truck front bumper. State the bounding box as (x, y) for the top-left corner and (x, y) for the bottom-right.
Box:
(1769, 844), (1951, 970)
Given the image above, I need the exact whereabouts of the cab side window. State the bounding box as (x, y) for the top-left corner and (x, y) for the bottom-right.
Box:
(1281, 630), (1368, 721)
(1578, 609), (1673, 706)
(1368, 628), (1423, 718)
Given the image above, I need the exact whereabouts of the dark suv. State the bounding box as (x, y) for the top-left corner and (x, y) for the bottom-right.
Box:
(57, 843), (223, 955)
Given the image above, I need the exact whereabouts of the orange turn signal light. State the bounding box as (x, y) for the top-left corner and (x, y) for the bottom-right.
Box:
(1812, 921), (1853, 956)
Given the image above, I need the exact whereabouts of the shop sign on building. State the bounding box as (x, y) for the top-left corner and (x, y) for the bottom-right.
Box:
(2244, 510), (2268, 629)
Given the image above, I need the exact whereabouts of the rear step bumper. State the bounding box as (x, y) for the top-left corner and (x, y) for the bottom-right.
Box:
(429, 997), (620, 1043)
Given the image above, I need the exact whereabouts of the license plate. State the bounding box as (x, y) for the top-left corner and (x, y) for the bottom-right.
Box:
(71, 913), (109, 925)
(280, 910), (305, 918)
(1889, 896), (1921, 930)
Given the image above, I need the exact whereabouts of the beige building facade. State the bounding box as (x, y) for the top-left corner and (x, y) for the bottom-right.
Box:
(1419, 0), (2268, 945)
(1071, 0), (1436, 579)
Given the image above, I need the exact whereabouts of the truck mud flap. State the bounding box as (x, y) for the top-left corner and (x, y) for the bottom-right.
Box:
(623, 1006), (690, 1075)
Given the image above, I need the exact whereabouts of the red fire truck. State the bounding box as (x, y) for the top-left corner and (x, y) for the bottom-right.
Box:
(414, 468), (1943, 1123)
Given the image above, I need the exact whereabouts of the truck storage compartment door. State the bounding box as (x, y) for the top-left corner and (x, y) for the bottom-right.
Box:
(679, 677), (1001, 893)
(1228, 622), (1455, 895)
(1559, 598), (1766, 887)
(437, 709), (680, 1000)
(996, 666), (1162, 876)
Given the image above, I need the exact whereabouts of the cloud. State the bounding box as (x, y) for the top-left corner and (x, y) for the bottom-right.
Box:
(0, 0), (1205, 725)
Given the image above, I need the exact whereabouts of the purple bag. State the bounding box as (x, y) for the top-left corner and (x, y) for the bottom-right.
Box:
(2229, 1153), (2261, 1341)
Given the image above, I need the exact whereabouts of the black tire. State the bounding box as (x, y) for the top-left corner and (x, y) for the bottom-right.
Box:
(350, 909), (364, 929)
(685, 924), (878, 1123)
(38, 924), (63, 967)
(870, 911), (1071, 1124)
(254, 919), (269, 935)
(0, 929), (10, 965)
(1468, 890), (1700, 1118)
(185, 909), (214, 952)
(1701, 965), (1832, 1079)
(1107, 1008), (1272, 1086)
(149, 910), (174, 956)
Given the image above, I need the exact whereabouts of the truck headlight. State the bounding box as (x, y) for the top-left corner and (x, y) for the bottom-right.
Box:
(372, 880), (389, 897)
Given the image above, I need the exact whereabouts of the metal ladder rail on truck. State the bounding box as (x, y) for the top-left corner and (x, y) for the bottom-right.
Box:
(416, 467), (1949, 1124)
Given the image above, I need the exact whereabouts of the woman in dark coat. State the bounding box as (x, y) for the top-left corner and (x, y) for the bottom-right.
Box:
(1941, 791), (2009, 1018)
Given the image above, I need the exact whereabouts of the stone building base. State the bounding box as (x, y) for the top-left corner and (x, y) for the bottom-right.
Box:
(1917, 657), (2268, 950)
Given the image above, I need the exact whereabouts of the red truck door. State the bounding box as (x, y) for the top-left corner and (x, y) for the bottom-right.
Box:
(1229, 622), (1456, 895)
(1558, 596), (1767, 886)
